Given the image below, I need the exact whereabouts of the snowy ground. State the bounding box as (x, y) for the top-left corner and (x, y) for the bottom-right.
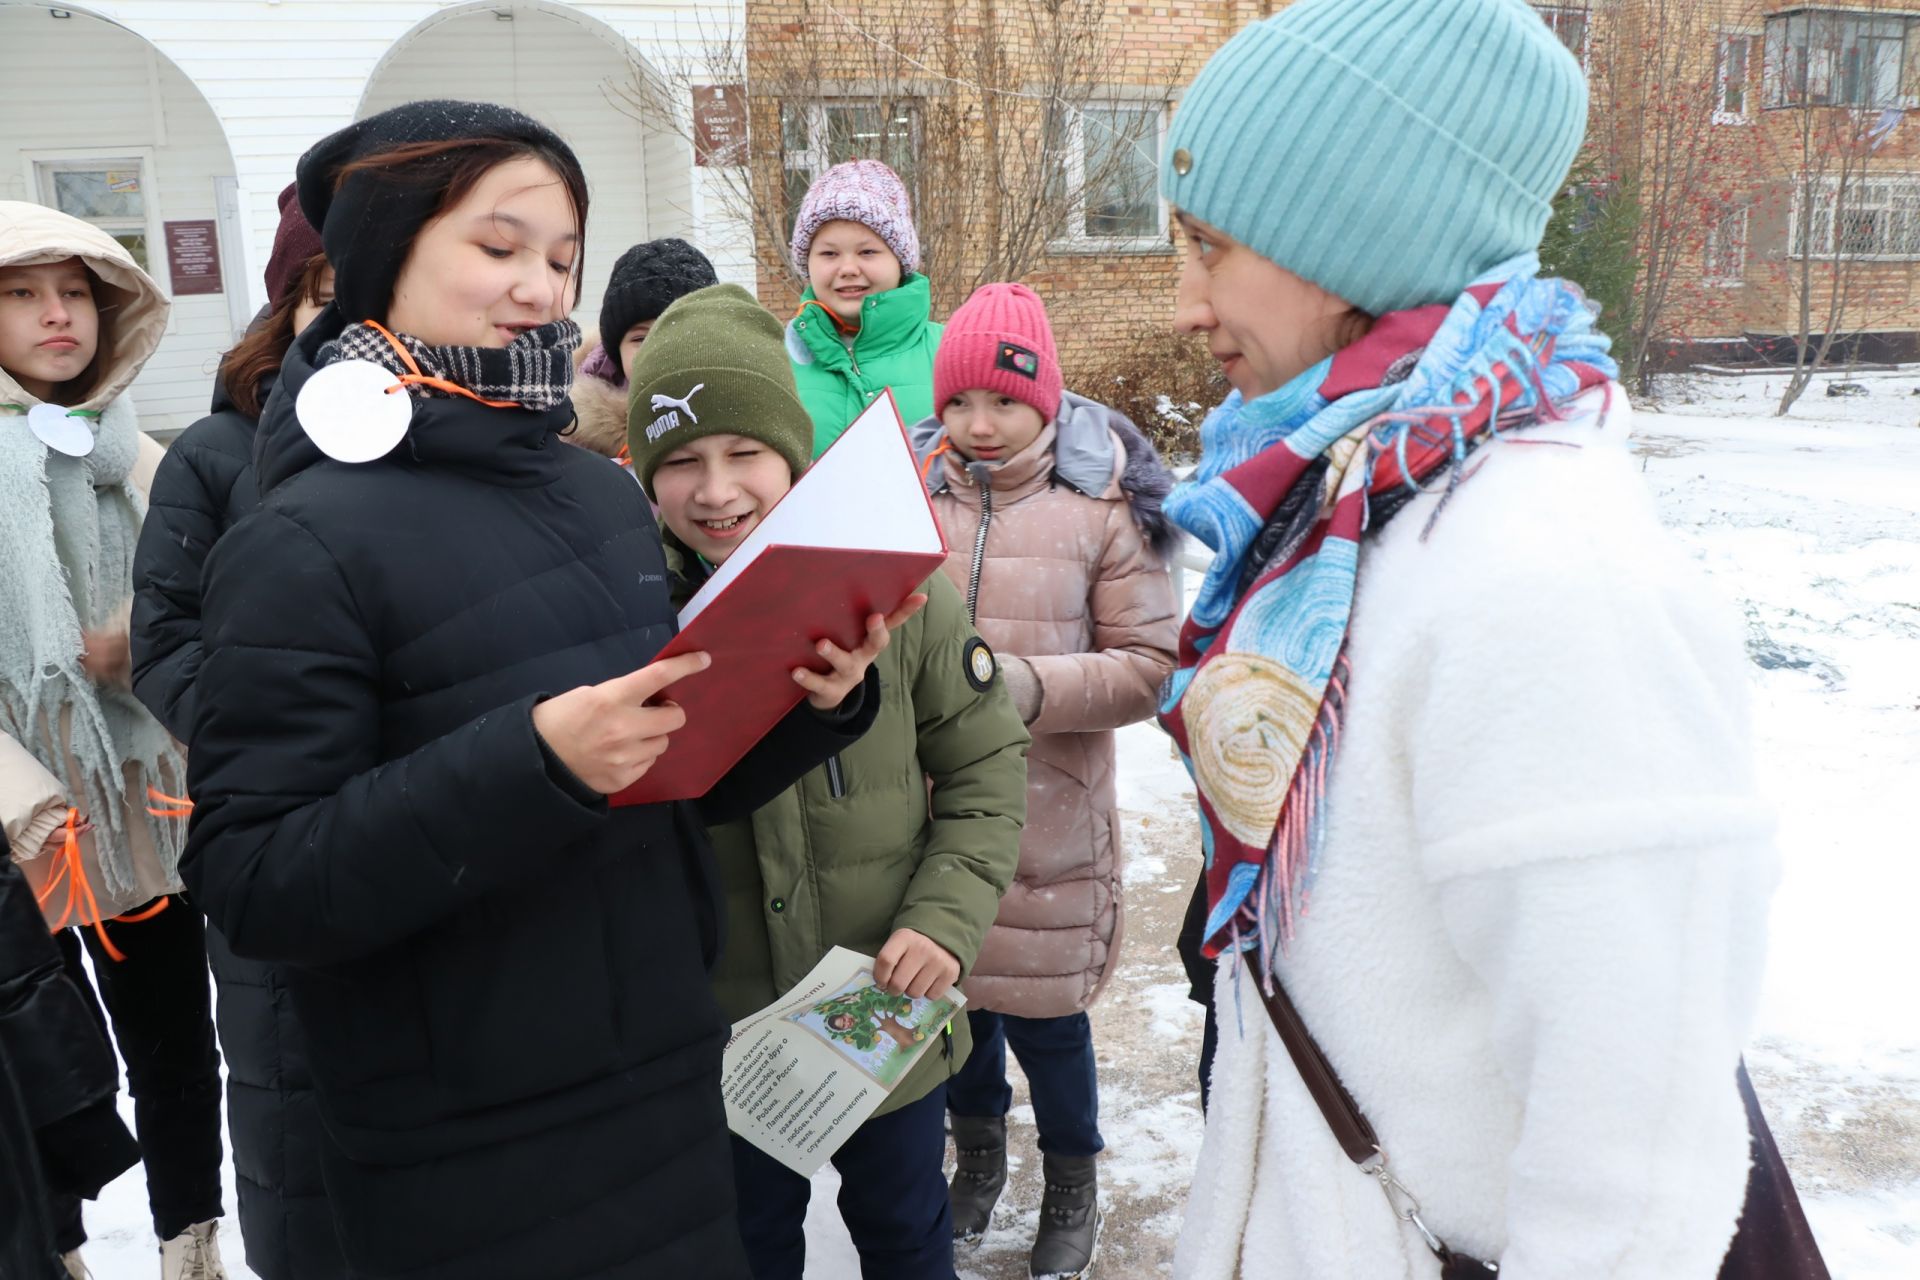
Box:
(78, 368), (1919, 1278)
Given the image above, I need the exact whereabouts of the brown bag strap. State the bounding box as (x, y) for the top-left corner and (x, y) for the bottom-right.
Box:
(1248, 956), (1379, 1163)
(1246, 957), (1500, 1276)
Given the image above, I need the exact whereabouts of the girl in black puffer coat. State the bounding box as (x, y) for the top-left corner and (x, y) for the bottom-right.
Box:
(180, 102), (892, 1280)
(131, 182), (347, 1280)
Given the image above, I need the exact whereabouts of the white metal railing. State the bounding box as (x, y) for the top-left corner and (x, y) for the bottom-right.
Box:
(1168, 531), (1212, 608)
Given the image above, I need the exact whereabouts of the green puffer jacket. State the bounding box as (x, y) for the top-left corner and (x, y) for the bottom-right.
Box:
(787, 273), (944, 457)
(687, 560), (1029, 1117)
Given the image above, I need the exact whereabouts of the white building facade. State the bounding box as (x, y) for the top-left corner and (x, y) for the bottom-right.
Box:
(0, 0), (751, 436)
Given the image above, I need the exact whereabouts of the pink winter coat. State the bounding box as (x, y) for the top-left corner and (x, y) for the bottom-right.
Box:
(913, 393), (1178, 1016)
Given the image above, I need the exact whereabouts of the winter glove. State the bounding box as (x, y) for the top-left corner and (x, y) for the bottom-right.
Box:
(1000, 656), (1043, 725)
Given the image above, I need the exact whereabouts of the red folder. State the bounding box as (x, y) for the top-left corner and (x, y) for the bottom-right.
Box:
(612, 392), (947, 805)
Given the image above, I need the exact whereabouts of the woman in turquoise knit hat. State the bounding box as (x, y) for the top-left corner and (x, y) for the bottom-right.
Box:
(1154, 2), (1810, 1277)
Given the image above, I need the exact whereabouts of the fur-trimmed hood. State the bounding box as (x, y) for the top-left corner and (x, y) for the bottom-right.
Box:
(567, 327), (631, 461)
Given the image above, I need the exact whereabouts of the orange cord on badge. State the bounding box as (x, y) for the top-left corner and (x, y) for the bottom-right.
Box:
(364, 320), (520, 410)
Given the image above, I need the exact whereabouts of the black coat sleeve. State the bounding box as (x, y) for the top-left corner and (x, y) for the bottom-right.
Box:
(182, 509), (610, 967)
(131, 434), (248, 740)
(692, 666), (880, 825)
(0, 854), (139, 1199)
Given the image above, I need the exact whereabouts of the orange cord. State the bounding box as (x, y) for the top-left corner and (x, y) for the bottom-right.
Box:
(34, 809), (129, 959)
(363, 319), (520, 410)
(34, 801), (186, 955)
(919, 438), (954, 482)
(146, 785), (193, 819)
(791, 298), (861, 338)
(113, 898), (171, 924)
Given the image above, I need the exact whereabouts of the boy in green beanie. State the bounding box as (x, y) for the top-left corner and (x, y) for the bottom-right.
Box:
(628, 283), (1030, 1280)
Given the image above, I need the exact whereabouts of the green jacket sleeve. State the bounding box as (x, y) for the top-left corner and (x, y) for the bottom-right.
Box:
(889, 572), (1030, 978)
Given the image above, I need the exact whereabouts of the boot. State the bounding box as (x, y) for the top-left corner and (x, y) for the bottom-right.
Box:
(948, 1113), (1008, 1245)
(159, 1220), (228, 1280)
(61, 1251), (92, 1280)
(1030, 1153), (1102, 1280)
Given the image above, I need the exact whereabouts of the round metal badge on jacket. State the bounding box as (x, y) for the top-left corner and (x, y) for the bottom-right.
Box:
(963, 637), (997, 692)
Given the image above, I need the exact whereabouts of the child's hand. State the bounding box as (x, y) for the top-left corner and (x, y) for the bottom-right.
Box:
(794, 594), (928, 712)
(873, 928), (960, 999)
(80, 626), (131, 687)
(40, 816), (93, 860)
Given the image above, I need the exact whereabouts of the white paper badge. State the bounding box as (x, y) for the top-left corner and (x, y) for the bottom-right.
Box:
(26, 403), (95, 457)
(295, 359), (412, 464)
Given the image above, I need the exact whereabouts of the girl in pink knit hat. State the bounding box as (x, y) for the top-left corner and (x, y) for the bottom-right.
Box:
(786, 160), (943, 453)
(909, 282), (1180, 1280)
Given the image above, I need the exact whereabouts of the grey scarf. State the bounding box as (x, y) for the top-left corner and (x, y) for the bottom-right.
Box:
(0, 396), (187, 896)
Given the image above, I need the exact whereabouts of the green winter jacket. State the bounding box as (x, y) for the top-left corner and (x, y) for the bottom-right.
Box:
(685, 559), (1029, 1117)
(787, 273), (944, 456)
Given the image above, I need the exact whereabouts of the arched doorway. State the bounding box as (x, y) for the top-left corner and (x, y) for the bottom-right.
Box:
(0, 2), (248, 438)
(359, 1), (690, 337)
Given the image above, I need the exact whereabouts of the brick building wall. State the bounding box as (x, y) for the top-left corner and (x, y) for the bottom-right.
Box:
(742, 0), (1920, 377)
(1587, 0), (1920, 358)
(741, 0), (1254, 373)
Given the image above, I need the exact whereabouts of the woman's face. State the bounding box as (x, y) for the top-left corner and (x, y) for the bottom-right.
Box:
(0, 258), (98, 401)
(291, 264), (336, 335)
(806, 220), (903, 326)
(1173, 212), (1354, 401)
(385, 155), (580, 347)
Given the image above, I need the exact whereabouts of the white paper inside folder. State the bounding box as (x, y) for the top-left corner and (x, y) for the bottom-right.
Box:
(676, 392), (944, 627)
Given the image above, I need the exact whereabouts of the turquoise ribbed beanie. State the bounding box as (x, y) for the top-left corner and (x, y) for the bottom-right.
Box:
(1162, 0), (1588, 315)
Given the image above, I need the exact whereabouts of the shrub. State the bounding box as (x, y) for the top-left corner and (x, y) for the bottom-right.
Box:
(1538, 161), (1642, 387)
(1062, 326), (1225, 463)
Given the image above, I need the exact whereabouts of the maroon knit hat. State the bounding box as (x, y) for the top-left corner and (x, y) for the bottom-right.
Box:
(934, 283), (1063, 422)
(262, 182), (324, 308)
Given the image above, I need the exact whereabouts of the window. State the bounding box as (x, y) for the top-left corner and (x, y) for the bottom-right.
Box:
(1717, 33), (1761, 123)
(1791, 174), (1920, 258)
(780, 101), (919, 242)
(34, 158), (152, 270)
(1764, 9), (1920, 110)
(1534, 5), (1591, 63)
(1047, 102), (1167, 249)
(1704, 202), (1750, 282)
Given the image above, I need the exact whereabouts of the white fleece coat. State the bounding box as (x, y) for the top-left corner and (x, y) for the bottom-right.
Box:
(1175, 388), (1777, 1280)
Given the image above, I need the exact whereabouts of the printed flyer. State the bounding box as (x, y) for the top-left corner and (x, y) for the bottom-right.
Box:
(722, 946), (965, 1177)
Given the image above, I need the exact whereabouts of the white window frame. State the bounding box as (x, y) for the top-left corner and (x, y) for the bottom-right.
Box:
(1704, 202), (1751, 284)
(1763, 8), (1920, 111)
(23, 149), (165, 287)
(1534, 4), (1593, 67)
(1790, 173), (1920, 259)
(1048, 101), (1170, 255)
(779, 99), (921, 239)
(1716, 32), (1762, 124)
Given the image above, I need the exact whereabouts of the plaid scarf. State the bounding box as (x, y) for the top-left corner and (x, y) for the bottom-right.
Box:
(1158, 255), (1616, 976)
(326, 318), (582, 411)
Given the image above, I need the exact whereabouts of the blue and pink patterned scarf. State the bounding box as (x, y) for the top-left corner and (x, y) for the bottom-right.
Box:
(1159, 254), (1616, 975)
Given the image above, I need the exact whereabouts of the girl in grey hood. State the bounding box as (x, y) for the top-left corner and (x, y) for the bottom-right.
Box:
(0, 200), (228, 1280)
